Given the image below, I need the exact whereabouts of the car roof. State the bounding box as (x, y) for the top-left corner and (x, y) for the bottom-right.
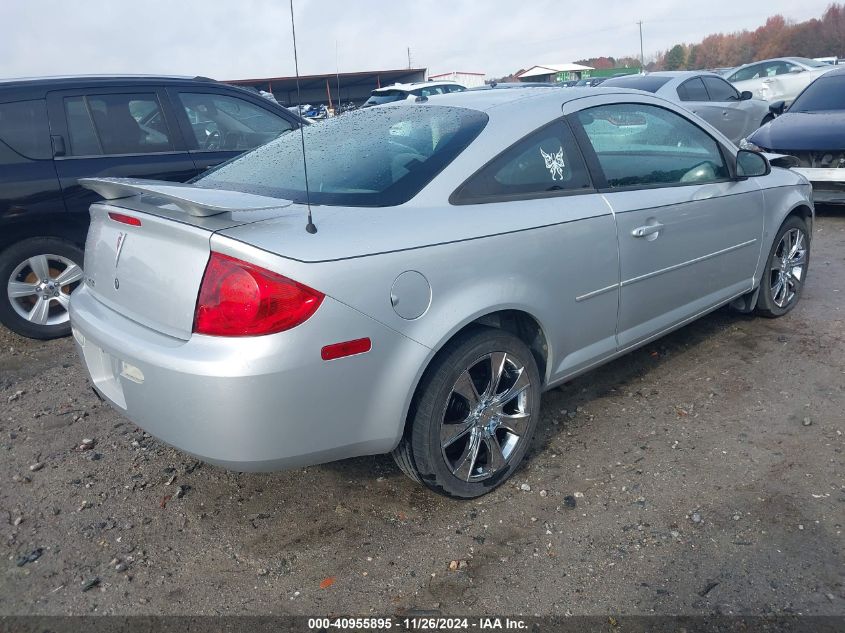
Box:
(638, 71), (722, 79)
(372, 81), (462, 94)
(0, 74), (216, 87)
(730, 57), (822, 71)
(0, 74), (220, 100)
(420, 86), (648, 114)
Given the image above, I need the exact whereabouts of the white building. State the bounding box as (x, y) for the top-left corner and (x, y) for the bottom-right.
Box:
(516, 63), (594, 83)
(428, 71), (486, 88)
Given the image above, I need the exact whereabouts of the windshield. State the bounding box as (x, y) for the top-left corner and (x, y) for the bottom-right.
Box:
(363, 90), (407, 106)
(601, 75), (672, 93)
(194, 105), (488, 207)
(790, 74), (845, 111)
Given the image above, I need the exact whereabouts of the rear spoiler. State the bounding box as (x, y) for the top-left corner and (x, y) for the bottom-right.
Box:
(79, 177), (291, 217)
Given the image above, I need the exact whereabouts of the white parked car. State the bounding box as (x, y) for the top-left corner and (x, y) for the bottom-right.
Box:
(362, 81), (466, 107)
(725, 57), (835, 104)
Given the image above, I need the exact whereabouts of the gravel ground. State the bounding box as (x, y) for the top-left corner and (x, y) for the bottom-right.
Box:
(1, 210), (843, 617)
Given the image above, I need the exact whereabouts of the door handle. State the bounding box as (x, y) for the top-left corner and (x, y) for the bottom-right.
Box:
(50, 135), (66, 157)
(632, 223), (664, 238)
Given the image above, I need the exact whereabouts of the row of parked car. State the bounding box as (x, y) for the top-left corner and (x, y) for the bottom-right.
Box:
(0, 75), (305, 339)
(0, 57), (840, 341)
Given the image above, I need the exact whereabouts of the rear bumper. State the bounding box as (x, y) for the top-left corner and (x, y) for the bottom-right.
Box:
(69, 286), (429, 471)
(792, 168), (845, 203)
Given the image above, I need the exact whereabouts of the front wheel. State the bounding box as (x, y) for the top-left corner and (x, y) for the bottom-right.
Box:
(756, 216), (810, 318)
(0, 237), (84, 339)
(392, 328), (542, 498)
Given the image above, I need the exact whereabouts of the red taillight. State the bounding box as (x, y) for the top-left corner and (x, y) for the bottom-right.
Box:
(108, 212), (142, 226)
(193, 252), (324, 337)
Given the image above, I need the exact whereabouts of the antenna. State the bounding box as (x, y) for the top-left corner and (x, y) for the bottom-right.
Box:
(335, 40), (342, 113)
(289, 0), (317, 234)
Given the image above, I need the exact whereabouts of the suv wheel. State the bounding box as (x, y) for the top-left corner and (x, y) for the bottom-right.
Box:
(393, 328), (541, 498)
(0, 237), (84, 339)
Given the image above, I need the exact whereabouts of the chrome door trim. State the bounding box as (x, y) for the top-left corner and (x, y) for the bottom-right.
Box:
(621, 239), (757, 287)
(575, 283), (620, 302)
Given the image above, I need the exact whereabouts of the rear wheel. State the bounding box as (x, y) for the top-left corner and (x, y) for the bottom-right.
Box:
(756, 216), (809, 318)
(393, 328), (541, 498)
(0, 237), (84, 339)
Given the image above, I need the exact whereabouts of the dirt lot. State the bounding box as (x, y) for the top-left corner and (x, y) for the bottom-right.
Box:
(1, 210), (843, 617)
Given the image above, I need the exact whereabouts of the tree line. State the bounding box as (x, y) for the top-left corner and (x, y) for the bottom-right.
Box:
(655, 3), (845, 70)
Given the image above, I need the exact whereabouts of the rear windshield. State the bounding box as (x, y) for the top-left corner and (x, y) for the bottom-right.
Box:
(194, 105), (488, 207)
(790, 74), (845, 111)
(601, 75), (672, 93)
(363, 90), (407, 106)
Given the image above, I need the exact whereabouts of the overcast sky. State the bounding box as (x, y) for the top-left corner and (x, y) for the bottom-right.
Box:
(1, 0), (834, 80)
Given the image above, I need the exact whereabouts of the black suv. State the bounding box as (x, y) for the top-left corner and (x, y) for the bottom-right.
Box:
(0, 75), (302, 339)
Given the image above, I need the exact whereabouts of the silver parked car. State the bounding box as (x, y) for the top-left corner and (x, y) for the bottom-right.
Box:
(725, 57), (835, 104)
(601, 71), (772, 144)
(70, 88), (813, 498)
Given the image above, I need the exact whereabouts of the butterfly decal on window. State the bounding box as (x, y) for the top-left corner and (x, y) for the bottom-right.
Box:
(540, 146), (566, 181)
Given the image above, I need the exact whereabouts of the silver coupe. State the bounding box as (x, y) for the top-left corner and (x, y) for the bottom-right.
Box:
(601, 71), (773, 144)
(70, 88), (813, 498)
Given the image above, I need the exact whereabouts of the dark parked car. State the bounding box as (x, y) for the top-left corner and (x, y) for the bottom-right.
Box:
(574, 77), (608, 87)
(0, 75), (302, 339)
(743, 67), (845, 203)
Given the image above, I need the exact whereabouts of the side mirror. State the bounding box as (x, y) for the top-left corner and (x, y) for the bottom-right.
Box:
(740, 90), (753, 101)
(736, 149), (771, 179)
(769, 100), (786, 116)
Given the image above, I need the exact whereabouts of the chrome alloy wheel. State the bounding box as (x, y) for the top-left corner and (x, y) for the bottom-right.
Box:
(769, 227), (807, 309)
(7, 254), (83, 326)
(440, 352), (533, 482)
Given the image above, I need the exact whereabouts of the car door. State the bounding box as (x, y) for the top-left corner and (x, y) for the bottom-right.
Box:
(451, 118), (620, 380)
(700, 76), (754, 143)
(0, 98), (65, 224)
(676, 76), (718, 125)
(777, 62), (816, 103)
(46, 86), (196, 215)
(166, 87), (296, 174)
(568, 99), (765, 350)
(727, 63), (766, 100)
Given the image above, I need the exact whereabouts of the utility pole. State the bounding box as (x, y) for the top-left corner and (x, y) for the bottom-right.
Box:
(637, 21), (645, 70)
(407, 47), (412, 69)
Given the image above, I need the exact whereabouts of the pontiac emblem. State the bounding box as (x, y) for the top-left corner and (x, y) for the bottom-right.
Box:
(115, 231), (127, 268)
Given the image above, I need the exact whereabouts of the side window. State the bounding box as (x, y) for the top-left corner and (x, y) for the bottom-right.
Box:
(454, 121), (591, 202)
(575, 103), (728, 188)
(676, 78), (709, 101)
(730, 64), (761, 82)
(418, 86), (446, 97)
(177, 92), (293, 151)
(702, 77), (739, 102)
(0, 99), (52, 163)
(64, 94), (172, 156)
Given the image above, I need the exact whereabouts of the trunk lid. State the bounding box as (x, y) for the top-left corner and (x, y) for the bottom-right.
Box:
(79, 178), (294, 339)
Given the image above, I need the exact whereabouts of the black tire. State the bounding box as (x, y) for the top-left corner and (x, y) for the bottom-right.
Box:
(0, 237), (84, 340)
(755, 215), (810, 318)
(392, 328), (542, 498)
